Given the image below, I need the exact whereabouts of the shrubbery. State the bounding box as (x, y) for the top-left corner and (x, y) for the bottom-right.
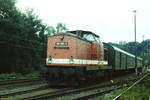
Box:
(0, 71), (40, 80)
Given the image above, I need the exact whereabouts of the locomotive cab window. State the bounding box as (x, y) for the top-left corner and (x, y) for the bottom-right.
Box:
(95, 37), (102, 44)
(83, 34), (95, 42)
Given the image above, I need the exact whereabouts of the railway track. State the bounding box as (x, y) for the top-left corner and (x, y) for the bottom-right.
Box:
(0, 86), (72, 100)
(0, 78), (41, 86)
(16, 73), (144, 100)
(0, 78), (71, 100)
(0, 78), (47, 100)
(0, 72), (147, 100)
(20, 79), (131, 100)
(0, 78), (44, 93)
(0, 83), (48, 98)
(74, 72), (150, 100)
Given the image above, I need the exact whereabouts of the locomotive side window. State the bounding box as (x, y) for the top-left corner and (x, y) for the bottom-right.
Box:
(95, 37), (102, 44)
(83, 34), (95, 42)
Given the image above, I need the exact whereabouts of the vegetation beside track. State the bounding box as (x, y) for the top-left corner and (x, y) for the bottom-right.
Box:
(0, 71), (40, 80)
(0, 0), (68, 74)
(103, 73), (150, 100)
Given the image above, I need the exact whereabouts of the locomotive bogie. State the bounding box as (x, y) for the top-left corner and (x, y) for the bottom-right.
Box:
(45, 66), (85, 81)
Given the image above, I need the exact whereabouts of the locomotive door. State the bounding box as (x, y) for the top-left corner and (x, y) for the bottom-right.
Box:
(91, 42), (98, 60)
(95, 37), (104, 61)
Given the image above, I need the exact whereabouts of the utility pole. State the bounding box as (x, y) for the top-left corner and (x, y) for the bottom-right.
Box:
(147, 39), (148, 68)
(133, 10), (138, 75)
(142, 35), (144, 66)
(147, 39), (148, 54)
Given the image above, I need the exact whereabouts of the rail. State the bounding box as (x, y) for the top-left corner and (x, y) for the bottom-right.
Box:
(0, 78), (41, 86)
(21, 78), (138, 100)
(113, 72), (150, 100)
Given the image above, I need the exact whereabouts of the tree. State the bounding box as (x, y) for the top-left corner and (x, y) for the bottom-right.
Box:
(56, 23), (68, 33)
(45, 26), (56, 36)
(46, 23), (68, 36)
(0, 0), (48, 73)
(117, 46), (130, 52)
(0, 0), (69, 74)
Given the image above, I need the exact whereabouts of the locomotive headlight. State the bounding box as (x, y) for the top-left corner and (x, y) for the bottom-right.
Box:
(60, 33), (64, 40)
(48, 56), (52, 63)
(69, 56), (74, 64)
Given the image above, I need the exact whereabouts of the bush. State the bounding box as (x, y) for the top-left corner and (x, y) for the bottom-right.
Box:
(0, 72), (23, 79)
(24, 71), (40, 78)
(0, 71), (40, 80)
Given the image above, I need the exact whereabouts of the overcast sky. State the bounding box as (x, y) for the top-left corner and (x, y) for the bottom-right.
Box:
(16, 0), (150, 43)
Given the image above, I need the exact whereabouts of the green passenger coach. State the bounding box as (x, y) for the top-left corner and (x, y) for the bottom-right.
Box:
(103, 43), (142, 71)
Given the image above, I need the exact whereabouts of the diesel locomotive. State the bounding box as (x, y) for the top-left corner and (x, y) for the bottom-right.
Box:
(42, 30), (143, 83)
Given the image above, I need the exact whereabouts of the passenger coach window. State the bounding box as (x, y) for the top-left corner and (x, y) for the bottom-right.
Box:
(83, 34), (95, 42)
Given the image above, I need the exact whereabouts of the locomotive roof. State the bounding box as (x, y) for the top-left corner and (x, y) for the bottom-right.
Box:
(67, 30), (100, 38)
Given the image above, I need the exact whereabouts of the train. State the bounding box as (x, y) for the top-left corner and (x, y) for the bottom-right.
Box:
(41, 30), (143, 84)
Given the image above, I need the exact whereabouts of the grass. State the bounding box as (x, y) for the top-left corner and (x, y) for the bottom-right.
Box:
(103, 75), (150, 100)
(24, 71), (40, 78)
(0, 71), (40, 80)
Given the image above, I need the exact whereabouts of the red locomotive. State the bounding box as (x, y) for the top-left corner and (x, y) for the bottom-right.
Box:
(42, 30), (142, 84)
(46, 30), (108, 67)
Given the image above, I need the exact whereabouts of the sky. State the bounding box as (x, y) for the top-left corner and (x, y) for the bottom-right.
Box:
(16, 0), (150, 43)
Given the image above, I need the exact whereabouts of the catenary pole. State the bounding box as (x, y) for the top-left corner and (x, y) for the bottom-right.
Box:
(133, 10), (138, 75)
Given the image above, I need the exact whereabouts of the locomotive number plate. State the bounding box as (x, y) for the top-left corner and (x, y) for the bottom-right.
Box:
(55, 42), (68, 46)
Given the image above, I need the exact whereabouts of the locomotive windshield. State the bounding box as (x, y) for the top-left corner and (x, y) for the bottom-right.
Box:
(83, 34), (95, 42)
(67, 30), (99, 42)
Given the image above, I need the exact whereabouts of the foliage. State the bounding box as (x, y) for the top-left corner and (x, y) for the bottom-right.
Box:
(0, 72), (23, 79)
(103, 77), (150, 100)
(117, 46), (130, 52)
(0, 71), (39, 80)
(0, 0), (46, 73)
(24, 71), (40, 78)
(0, 0), (68, 74)
(56, 23), (68, 33)
(108, 40), (150, 57)
(46, 23), (68, 36)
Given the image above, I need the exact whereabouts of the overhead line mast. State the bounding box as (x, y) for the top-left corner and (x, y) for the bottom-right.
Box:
(133, 10), (138, 75)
